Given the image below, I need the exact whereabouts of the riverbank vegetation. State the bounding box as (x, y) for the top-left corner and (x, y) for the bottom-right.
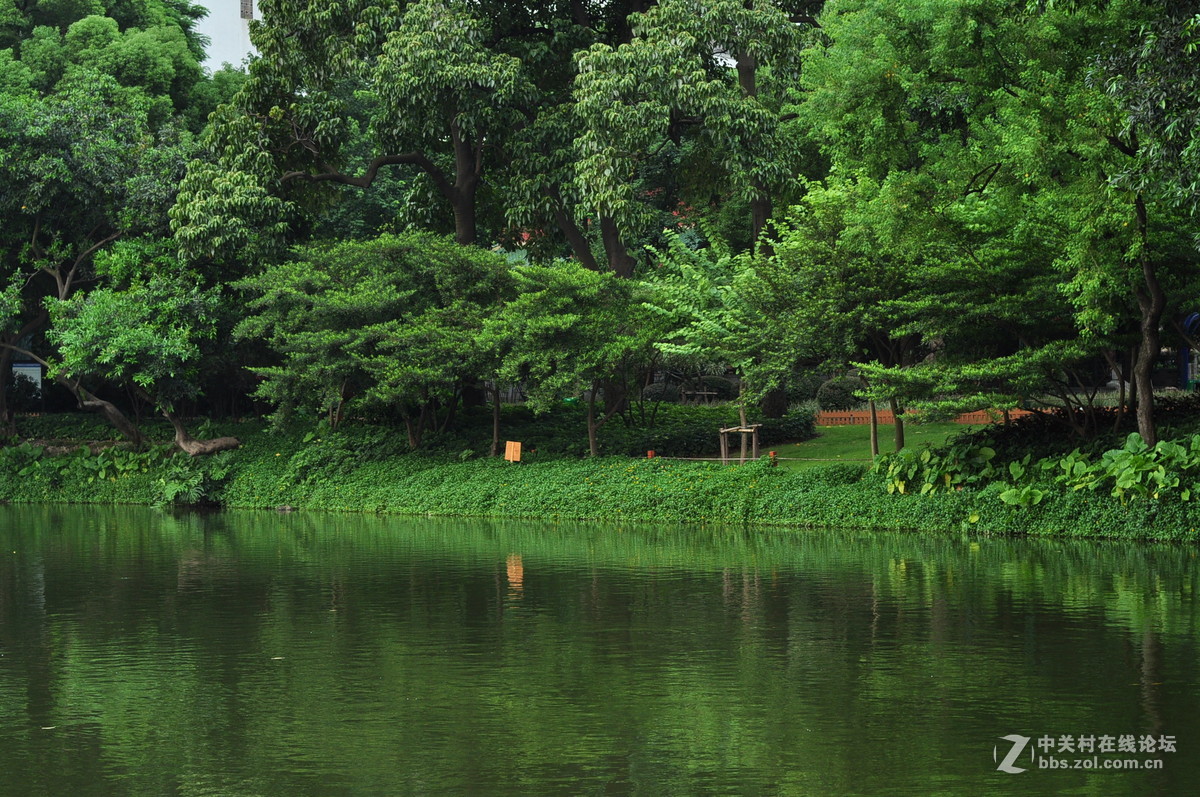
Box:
(3, 408), (1200, 541)
(2, 2), (1200, 538)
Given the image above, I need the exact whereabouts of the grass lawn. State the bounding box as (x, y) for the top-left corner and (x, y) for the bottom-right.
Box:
(774, 421), (970, 471)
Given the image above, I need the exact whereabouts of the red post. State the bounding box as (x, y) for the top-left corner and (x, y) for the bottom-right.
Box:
(769, 451), (777, 467)
(647, 450), (656, 459)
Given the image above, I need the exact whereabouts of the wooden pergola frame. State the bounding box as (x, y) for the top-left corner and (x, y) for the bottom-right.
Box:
(719, 424), (761, 465)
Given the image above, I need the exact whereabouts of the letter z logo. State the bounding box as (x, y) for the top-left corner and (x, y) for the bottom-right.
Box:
(995, 734), (1032, 774)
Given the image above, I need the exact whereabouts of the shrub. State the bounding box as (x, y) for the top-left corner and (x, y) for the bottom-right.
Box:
(1048, 432), (1200, 502)
(786, 369), (826, 403)
(816, 376), (862, 411)
(873, 439), (1001, 495)
(641, 382), (681, 403)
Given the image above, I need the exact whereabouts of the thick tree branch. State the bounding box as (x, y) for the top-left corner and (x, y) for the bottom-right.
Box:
(1108, 134), (1138, 157)
(0, 343), (144, 445)
(57, 231), (121, 300)
(282, 152), (452, 198)
(964, 162), (1003, 196)
(162, 409), (240, 456)
(546, 187), (600, 271)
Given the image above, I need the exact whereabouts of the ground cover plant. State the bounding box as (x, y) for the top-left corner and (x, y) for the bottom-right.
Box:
(4, 406), (1200, 542)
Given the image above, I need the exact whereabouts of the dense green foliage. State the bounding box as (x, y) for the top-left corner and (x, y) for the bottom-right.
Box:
(4, 1), (1200, 539)
(6, 407), (1200, 541)
(236, 232), (512, 442)
(0, 0), (243, 431)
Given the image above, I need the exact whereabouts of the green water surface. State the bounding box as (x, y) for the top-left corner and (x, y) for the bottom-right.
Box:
(0, 505), (1196, 795)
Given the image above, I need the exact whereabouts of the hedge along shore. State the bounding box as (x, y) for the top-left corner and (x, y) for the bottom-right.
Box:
(2, 417), (1199, 542)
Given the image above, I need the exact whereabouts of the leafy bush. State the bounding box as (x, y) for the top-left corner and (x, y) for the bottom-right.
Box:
(9, 407), (1200, 541)
(873, 439), (1000, 495)
(1048, 432), (1200, 502)
(13, 412), (174, 443)
(786, 369), (826, 403)
(640, 382), (681, 403)
(942, 409), (1128, 464)
(816, 376), (862, 411)
(157, 451), (235, 506)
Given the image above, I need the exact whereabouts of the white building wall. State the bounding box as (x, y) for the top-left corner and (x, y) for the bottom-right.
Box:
(194, 0), (259, 71)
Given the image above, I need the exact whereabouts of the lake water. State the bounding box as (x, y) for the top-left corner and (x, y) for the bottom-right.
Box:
(0, 505), (1197, 796)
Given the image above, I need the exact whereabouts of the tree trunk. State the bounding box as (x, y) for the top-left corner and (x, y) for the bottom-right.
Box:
(451, 190), (477, 246)
(163, 410), (239, 456)
(1132, 344), (1158, 445)
(583, 382), (625, 458)
(551, 197), (600, 271)
(438, 389), (460, 434)
(70, 382), (142, 447)
(585, 381), (627, 457)
(450, 121), (481, 245)
(404, 417), (420, 449)
(868, 399), (880, 457)
(330, 379), (352, 430)
(1133, 195), (1165, 446)
(491, 383), (502, 457)
(82, 392), (144, 447)
(0, 344), (14, 437)
(403, 403), (430, 449)
(587, 386), (599, 457)
(888, 396), (905, 451)
(600, 216), (635, 278)
(601, 377), (628, 420)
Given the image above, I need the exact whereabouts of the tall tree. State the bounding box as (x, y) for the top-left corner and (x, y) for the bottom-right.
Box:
(798, 0), (1200, 444)
(755, 178), (925, 450)
(47, 263), (241, 455)
(0, 0), (215, 433)
(573, 0), (818, 260)
(486, 261), (662, 456)
(172, 0), (659, 264)
(643, 233), (778, 432)
(235, 233), (512, 448)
